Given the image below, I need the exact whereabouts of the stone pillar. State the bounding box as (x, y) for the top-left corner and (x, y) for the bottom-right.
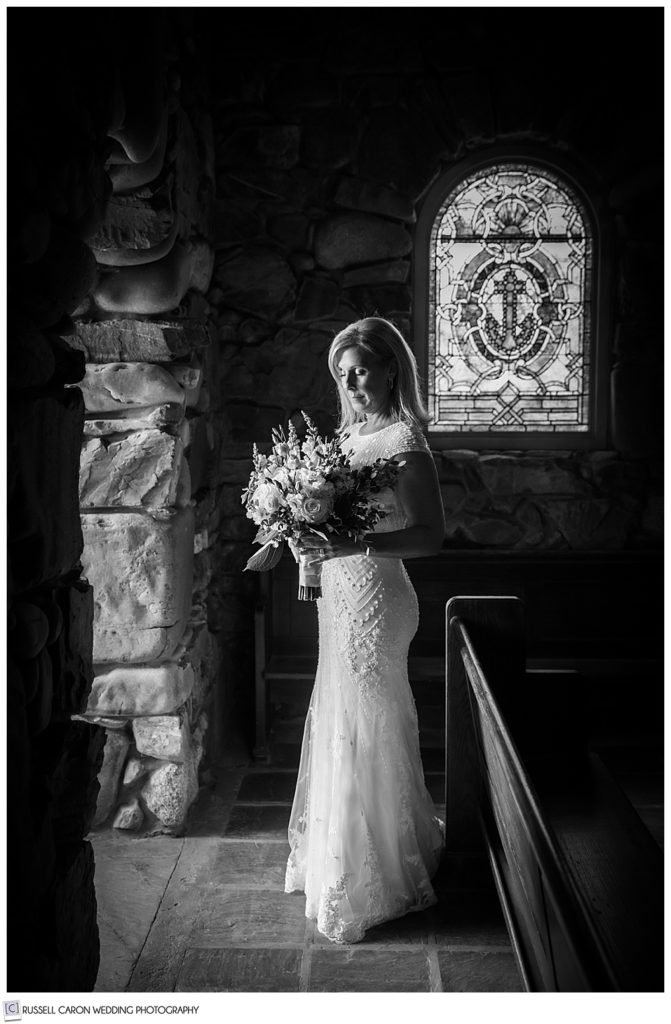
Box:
(69, 34), (218, 836)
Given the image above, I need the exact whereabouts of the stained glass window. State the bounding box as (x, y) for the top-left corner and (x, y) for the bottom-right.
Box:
(427, 163), (593, 435)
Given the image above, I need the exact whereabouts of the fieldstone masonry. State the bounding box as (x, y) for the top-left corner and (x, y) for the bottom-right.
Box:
(69, 30), (220, 838)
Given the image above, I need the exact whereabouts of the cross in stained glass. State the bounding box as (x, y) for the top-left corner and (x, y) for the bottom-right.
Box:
(493, 270), (528, 352)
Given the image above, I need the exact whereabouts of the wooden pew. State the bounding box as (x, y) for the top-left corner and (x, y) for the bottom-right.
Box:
(253, 550), (663, 761)
(445, 596), (664, 992)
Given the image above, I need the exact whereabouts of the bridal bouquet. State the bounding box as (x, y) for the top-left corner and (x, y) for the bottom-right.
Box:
(241, 411), (404, 600)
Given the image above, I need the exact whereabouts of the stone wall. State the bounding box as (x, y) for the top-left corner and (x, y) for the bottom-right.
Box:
(198, 10), (663, 733)
(68, 15), (221, 836)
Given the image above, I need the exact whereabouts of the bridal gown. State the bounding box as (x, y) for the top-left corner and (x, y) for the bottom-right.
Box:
(284, 419), (444, 943)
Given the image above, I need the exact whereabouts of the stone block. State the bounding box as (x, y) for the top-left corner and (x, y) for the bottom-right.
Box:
(357, 105), (445, 198)
(72, 714), (128, 730)
(343, 282), (411, 315)
(79, 430), (186, 509)
(288, 251), (316, 278)
(172, 106), (215, 244)
(479, 454), (588, 496)
(108, 106), (169, 194)
(122, 756), (147, 787)
(543, 498), (612, 549)
(113, 799), (144, 831)
(83, 241), (203, 318)
(133, 711), (190, 762)
(441, 482), (467, 513)
(83, 405), (185, 436)
(300, 110), (357, 169)
(93, 729), (131, 827)
(8, 390), (84, 594)
(86, 658), (195, 718)
(446, 512), (525, 548)
(77, 363), (186, 415)
(140, 716), (205, 829)
(342, 260), (410, 287)
(67, 317), (212, 363)
(81, 506), (194, 663)
(141, 761), (197, 829)
(214, 246), (296, 315)
(214, 198), (264, 246)
(314, 212), (412, 270)
(165, 359), (203, 408)
(267, 212), (309, 250)
(220, 163), (330, 210)
(334, 176), (416, 222)
(217, 125), (300, 169)
(175, 621), (215, 719)
(88, 170), (178, 265)
(295, 276), (339, 321)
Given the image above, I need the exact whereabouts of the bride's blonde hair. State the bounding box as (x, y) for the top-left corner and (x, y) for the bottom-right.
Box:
(328, 317), (430, 431)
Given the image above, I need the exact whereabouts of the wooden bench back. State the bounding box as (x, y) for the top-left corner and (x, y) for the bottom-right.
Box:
(446, 596), (664, 992)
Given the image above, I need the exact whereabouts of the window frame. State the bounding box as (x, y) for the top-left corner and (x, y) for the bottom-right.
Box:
(413, 145), (613, 450)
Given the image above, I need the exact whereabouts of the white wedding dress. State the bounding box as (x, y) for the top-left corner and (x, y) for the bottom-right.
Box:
(284, 419), (444, 943)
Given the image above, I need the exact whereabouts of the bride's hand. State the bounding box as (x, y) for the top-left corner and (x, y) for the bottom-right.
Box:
(296, 533), (363, 564)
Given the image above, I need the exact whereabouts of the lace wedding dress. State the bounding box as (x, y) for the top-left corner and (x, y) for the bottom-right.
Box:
(284, 419), (444, 943)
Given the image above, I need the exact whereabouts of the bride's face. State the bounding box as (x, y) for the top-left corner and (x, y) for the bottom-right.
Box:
(336, 346), (391, 419)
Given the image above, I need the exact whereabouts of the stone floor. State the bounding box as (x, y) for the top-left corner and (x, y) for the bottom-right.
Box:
(92, 739), (523, 994)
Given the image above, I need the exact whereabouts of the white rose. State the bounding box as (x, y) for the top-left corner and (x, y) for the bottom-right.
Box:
(253, 482), (284, 516)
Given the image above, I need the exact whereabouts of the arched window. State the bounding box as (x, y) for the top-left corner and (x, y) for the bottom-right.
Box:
(415, 153), (610, 449)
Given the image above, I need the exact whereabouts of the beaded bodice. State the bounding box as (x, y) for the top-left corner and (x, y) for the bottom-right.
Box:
(341, 420), (431, 534)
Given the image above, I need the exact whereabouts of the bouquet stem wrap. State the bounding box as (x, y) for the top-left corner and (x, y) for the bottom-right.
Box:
(297, 552), (322, 601)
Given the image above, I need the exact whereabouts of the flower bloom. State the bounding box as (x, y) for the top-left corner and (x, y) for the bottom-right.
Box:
(252, 482), (285, 516)
(302, 494), (333, 524)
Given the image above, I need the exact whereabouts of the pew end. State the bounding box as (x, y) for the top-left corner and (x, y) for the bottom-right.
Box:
(445, 595), (664, 992)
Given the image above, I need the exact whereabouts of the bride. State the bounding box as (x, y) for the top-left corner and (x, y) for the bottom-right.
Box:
(284, 317), (446, 943)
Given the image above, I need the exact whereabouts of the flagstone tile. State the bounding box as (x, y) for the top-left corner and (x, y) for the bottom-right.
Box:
(437, 949), (523, 992)
(209, 841), (290, 889)
(309, 948), (432, 992)
(176, 947), (302, 992)
(224, 804), (290, 839)
(92, 833), (184, 992)
(192, 889), (307, 946)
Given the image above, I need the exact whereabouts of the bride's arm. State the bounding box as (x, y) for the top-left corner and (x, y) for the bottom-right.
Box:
(300, 450), (445, 561)
(361, 449), (445, 558)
